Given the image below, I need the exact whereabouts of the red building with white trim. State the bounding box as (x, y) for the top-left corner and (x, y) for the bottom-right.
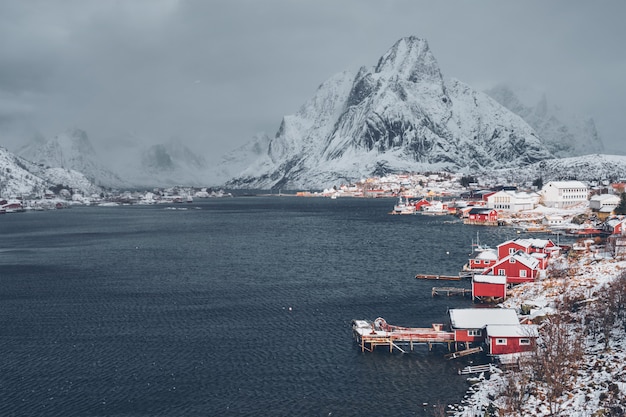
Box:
(472, 274), (507, 301)
(497, 238), (558, 263)
(485, 324), (538, 355)
(483, 251), (540, 284)
(464, 207), (499, 225)
(448, 308), (519, 346)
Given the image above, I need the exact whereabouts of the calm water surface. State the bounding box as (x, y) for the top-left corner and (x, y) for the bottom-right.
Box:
(0, 197), (519, 416)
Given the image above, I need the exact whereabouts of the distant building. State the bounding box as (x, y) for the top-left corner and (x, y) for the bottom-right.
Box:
(589, 194), (619, 212)
(540, 181), (588, 208)
(486, 190), (539, 211)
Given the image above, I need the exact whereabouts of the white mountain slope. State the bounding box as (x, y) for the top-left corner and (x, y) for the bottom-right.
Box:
(0, 146), (102, 197)
(485, 84), (604, 157)
(17, 128), (127, 188)
(101, 136), (210, 188)
(221, 36), (553, 190)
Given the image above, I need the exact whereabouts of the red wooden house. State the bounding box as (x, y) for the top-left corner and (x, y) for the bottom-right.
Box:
(485, 324), (538, 355)
(497, 238), (557, 263)
(414, 199), (431, 211)
(448, 308), (519, 347)
(464, 207), (498, 225)
(482, 251), (540, 284)
(464, 249), (498, 272)
(472, 274), (507, 302)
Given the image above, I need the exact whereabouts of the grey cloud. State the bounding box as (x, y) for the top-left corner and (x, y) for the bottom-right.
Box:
(0, 0), (624, 159)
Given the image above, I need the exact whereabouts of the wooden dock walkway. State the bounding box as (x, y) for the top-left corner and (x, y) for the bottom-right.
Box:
(444, 346), (483, 360)
(415, 273), (461, 281)
(432, 287), (472, 297)
(459, 363), (497, 375)
(352, 318), (455, 353)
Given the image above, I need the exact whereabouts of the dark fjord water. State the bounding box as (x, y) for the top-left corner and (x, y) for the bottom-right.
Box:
(0, 197), (517, 416)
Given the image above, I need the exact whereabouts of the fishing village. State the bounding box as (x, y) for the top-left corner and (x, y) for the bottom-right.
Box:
(344, 175), (626, 416)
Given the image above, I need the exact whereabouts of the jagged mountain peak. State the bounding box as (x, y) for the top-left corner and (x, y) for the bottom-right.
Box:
(374, 36), (441, 84)
(221, 36), (555, 190)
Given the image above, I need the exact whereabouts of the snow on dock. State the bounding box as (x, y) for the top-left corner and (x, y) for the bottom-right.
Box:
(351, 317), (455, 353)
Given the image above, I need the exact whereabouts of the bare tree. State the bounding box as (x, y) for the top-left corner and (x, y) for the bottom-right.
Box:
(531, 316), (584, 416)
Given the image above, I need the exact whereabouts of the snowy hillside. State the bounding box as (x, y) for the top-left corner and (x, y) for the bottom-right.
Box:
(221, 36), (554, 190)
(0, 147), (102, 197)
(485, 84), (604, 157)
(17, 128), (127, 188)
(486, 154), (626, 184)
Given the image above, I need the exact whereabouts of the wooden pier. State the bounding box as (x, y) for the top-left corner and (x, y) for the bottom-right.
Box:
(415, 273), (461, 281)
(444, 346), (483, 360)
(459, 363), (497, 375)
(432, 287), (472, 297)
(352, 318), (455, 353)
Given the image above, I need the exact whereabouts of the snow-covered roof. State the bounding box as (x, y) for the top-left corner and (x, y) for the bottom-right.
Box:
(490, 251), (540, 270)
(545, 180), (588, 189)
(473, 275), (507, 284)
(590, 194), (619, 202)
(486, 324), (539, 338)
(474, 250), (498, 261)
(449, 308), (519, 329)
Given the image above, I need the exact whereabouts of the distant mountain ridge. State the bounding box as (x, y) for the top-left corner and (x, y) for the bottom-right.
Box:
(16, 130), (210, 188)
(0, 146), (102, 197)
(17, 128), (127, 188)
(219, 36), (555, 190)
(485, 84), (604, 157)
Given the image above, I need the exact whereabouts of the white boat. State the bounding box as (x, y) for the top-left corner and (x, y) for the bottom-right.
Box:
(419, 200), (449, 215)
(391, 197), (416, 215)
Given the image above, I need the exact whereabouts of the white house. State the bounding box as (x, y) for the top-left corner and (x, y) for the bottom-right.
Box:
(589, 194), (620, 212)
(486, 190), (539, 211)
(540, 181), (588, 208)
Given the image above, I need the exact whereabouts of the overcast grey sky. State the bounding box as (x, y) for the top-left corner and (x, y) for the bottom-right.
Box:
(1, 0), (624, 162)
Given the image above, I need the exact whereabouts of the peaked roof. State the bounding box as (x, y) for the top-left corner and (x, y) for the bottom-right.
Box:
(494, 251), (540, 270)
(473, 274), (507, 284)
(486, 324), (539, 338)
(449, 308), (519, 329)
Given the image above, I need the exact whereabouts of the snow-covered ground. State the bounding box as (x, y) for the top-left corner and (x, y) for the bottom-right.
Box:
(451, 253), (626, 416)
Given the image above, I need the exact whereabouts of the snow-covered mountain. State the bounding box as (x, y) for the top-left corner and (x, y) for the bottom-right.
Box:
(485, 84), (604, 157)
(17, 128), (127, 188)
(220, 36), (554, 190)
(0, 146), (103, 197)
(101, 136), (211, 187)
(16, 129), (212, 188)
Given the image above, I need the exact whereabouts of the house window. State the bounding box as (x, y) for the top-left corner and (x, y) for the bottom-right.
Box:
(498, 269), (506, 276)
(509, 258), (516, 263)
(520, 339), (531, 345)
(520, 270), (527, 277)
(496, 338), (507, 345)
(468, 329), (482, 337)
(509, 248), (515, 254)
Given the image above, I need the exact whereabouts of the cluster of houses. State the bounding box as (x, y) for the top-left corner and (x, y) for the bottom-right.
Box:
(465, 237), (560, 302)
(449, 308), (538, 358)
(352, 306), (539, 361)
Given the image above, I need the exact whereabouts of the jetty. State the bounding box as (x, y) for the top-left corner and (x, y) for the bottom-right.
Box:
(415, 273), (461, 281)
(431, 287), (472, 297)
(351, 318), (455, 353)
(458, 363), (497, 375)
(444, 346), (483, 360)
